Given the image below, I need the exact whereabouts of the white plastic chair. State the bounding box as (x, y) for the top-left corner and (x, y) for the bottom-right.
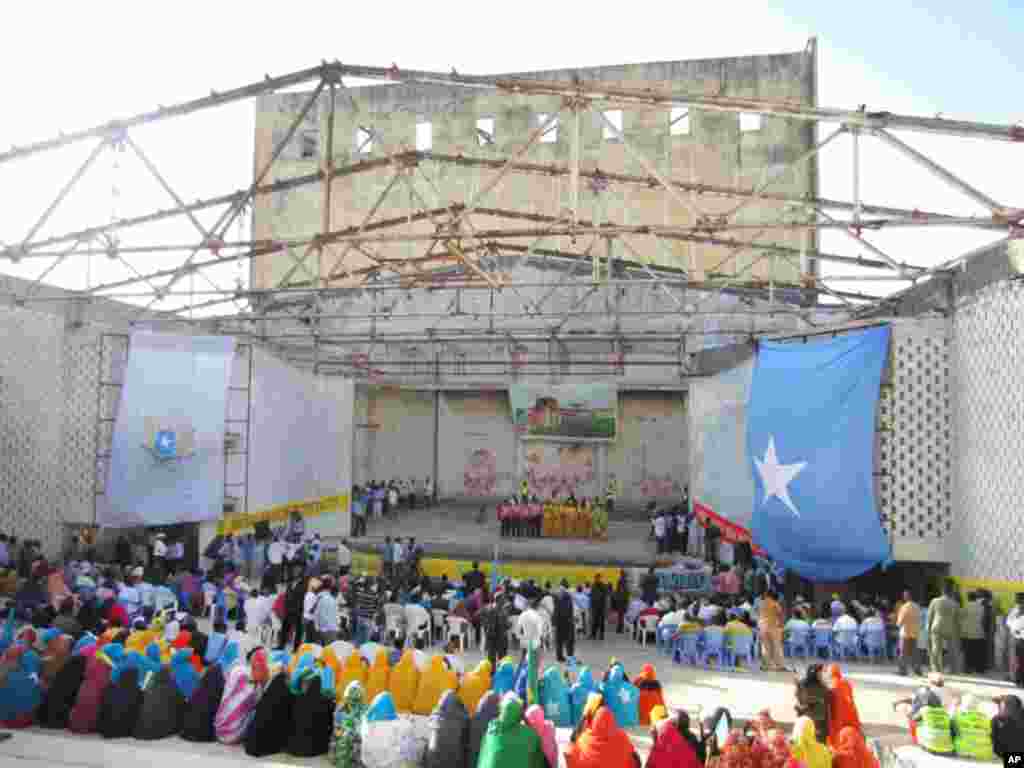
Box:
(404, 606), (430, 648)
(639, 615), (660, 647)
(327, 640), (354, 665)
(383, 603), (406, 643)
(446, 616), (471, 652)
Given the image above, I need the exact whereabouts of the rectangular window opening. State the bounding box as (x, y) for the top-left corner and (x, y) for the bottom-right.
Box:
(300, 130), (319, 159)
(603, 110), (623, 140)
(476, 117), (495, 146)
(416, 122), (432, 151)
(538, 113), (558, 143)
(356, 126), (374, 154)
(740, 112), (763, 132)
(670, 107), (690, 136)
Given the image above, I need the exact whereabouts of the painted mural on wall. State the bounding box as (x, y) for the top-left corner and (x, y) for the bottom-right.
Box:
(524, 443), (596, 499)
(509, 383), (617, 440)
(463, 448), (498, 495)
(639, 475), (681, 498)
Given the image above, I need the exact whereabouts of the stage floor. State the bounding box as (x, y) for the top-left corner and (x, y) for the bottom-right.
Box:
(352, 502), (662, 567)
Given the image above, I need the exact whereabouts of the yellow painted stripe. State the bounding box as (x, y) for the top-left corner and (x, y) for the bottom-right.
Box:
(951, 577), (1024, 613)
(351, 552), (622, 588)
(217, 493), (349, 535)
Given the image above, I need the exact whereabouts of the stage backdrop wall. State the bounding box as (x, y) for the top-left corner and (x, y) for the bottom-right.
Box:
(246, 348), (353, 538)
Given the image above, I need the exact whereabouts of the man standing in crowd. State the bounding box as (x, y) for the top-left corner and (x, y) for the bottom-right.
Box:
(897, 589), (924, 676)
(152, 533), (168, 582)
(424, 476), (434, 508)
(381, 536), (393, 580)
(553, 579), (575, 662)
(929, 583), (962, 674)
(1005, 593), (1024, 687)
(590, 573), (609, 641)
(961, 592), (987, 674)
(266, 533), (284, 590)
(464, 561), (485, 594)
(705, 520), (720, 567)
(0, 534), (10, 569)
(758, 589), (786, 672)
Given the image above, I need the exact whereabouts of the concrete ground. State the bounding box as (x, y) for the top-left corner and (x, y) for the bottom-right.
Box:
(352, 501), (662, 566)
(3, 621), (1020, 767)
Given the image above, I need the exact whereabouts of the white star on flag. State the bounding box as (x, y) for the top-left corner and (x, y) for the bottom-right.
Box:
(619, 688), (632, 706)
(548, 702), (559, 716)
(754, 436), (807, 518)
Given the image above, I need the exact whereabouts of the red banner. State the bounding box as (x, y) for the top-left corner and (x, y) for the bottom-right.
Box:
(694, 500), (765, 556)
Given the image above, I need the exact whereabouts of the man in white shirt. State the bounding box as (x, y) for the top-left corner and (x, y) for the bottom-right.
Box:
(653, 512), (666, 554)
(152, 533), (168, 581)
(266, 536), (284, 589)
(516, 604), (546, 651)
(119, 566), (145, 617)
(513, 592), (528, 612)
(424, 477), (434, 508)
(392, 539), (405, 569)
(834, 610), (859, 633)
(303, 578), (321, 641)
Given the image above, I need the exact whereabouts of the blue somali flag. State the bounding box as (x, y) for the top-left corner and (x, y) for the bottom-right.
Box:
(748, 325), (891, 581)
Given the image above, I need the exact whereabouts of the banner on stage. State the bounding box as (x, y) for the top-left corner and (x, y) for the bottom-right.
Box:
(101, 332), (235, 528)
(509, 382), (617, 440)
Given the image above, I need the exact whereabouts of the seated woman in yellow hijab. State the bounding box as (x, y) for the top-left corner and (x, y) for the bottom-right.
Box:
(336, 648), (368, 703)
(390, 648), (420, 713)
(542, 501), (556, 538)
(791, 715), (833, 768)
(365, 648), (392, 704)
(413, 654), (458, 715)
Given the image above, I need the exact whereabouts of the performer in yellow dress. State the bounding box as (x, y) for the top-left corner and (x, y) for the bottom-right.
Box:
(542, 500), (555, 538)
(580, 499), (592, 539)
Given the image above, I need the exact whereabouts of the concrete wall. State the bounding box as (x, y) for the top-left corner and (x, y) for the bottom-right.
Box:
(950, 278), (1024, 581)
(252, 51), (817, 290)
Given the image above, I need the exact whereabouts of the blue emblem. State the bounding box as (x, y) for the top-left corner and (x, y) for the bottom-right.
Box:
(154, 430), (176, 459)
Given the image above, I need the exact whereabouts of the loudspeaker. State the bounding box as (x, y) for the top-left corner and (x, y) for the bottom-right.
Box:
(253, 521), (272, 541)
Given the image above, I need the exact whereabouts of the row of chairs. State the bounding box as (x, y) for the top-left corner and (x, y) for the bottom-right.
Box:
(782, 626), (890, 661)
(667, 626), (759, 670)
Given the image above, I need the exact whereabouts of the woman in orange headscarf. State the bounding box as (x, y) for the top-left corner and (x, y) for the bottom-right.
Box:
(831, 726), (879, 768)
(565, 706), (639, 768)
(826, 664), (863, 748)
(634, 664), (666, 726)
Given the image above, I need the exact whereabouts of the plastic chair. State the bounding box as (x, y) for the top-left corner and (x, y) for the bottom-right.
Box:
(446, 616), (471, 652)
(658, 623), (679, 656)
(812, 627), (834, 660)
(383, 603), (406, 644)
(674, 630), (701, 665)
(727, 632), (756, 670)
(862, 627), (886, 662)
(638, 616), (659, 648)
(834, 629), (860, 660)
(785, 627), (811, 659)
(699, 628), (726, 669)
(405, 609), (430, 649)
(430, 609), (449, 644)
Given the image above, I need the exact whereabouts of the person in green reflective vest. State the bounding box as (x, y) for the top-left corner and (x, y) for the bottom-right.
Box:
(894, 686), (953, 754)
(952, 694), (995, 761)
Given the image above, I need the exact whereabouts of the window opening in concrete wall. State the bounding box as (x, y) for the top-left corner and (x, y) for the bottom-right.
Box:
(356, 126), (374, 154)
(669, 107), (690, 136)
(538, 113), (558, 143)
(476, 117), (495, 146)
(740, 112), (762, 132)
(603, 110), (623, 140)
(416, 121), (432, 151)
(300, 130), (319, 159)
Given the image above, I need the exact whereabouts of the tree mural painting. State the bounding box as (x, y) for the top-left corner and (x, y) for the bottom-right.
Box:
(464, 448), (498, 495)
(510, 383), (616, 440)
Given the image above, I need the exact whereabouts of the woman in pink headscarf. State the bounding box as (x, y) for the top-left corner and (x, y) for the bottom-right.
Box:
(526, 704), (558, 768)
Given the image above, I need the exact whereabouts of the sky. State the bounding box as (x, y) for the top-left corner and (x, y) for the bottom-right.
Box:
(0, 0), (1021, 313)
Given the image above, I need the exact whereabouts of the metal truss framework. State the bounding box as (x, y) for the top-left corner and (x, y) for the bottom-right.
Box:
(2, 60), (1021, 375)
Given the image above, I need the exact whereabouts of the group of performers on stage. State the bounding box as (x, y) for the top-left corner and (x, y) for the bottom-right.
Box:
(497, 488), (610, 540)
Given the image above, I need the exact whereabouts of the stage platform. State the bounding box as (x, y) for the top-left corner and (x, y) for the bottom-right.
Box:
(351, 502), (661, 568)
